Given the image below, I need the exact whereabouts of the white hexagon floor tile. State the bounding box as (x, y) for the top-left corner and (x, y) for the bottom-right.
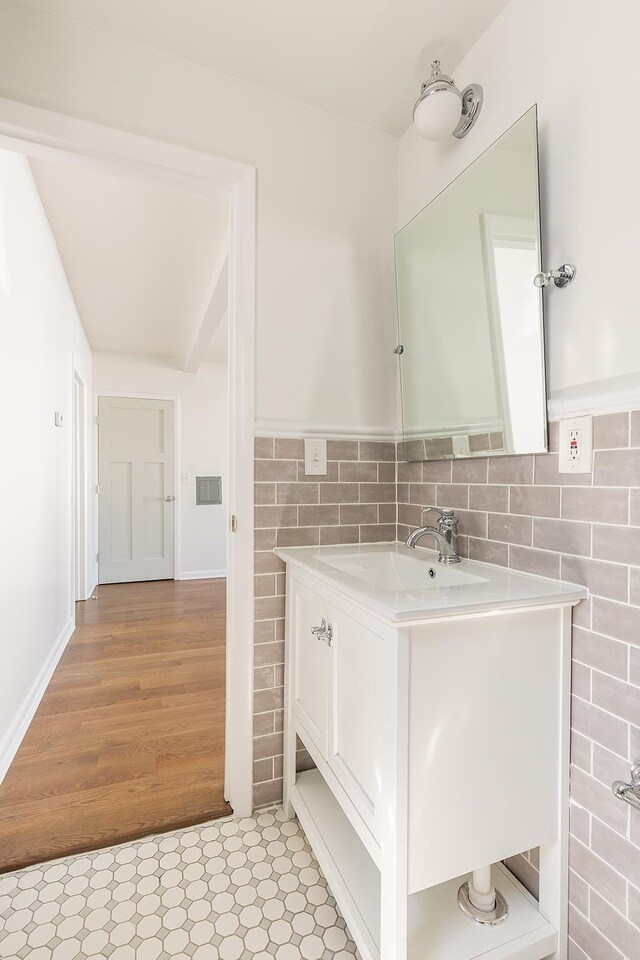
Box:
(0, 808), (360, 960)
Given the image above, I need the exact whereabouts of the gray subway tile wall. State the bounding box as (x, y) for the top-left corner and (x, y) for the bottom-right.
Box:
(254, 412), (640, 960)
(253, 437), (396, 807)
(396, 411), (640, 960)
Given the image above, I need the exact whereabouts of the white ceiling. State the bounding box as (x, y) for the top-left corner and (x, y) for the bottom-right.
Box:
(30, 157), (229, 362)
(17, 0), (510, 135)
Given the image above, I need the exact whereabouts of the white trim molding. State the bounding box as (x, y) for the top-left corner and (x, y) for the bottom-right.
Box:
(547, 371), (640, 420)
(84, 581), (98, 601)
(180, 569), (227, 580)
(255, 419), (399, 441)
(0, 618), (75, 786)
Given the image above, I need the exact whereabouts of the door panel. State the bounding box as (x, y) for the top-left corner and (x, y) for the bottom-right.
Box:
(291, 581), (329, 757)
(328, 604), (382, 833)
(143, 461), (165, 557)
(98, 397), (175, 583)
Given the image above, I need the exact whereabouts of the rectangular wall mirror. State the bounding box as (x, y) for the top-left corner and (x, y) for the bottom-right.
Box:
(395, 106), (547, 462)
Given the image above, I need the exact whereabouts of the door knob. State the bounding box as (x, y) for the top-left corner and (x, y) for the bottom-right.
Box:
(164, 495), (175, 502)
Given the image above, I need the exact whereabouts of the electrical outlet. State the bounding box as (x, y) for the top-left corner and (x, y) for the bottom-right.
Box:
(304, 439), (327, 476)
(558, 415), (592, 473)
(569, 430), (580, 460)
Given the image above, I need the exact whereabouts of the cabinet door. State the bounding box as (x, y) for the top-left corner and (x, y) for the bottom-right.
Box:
(328, 604), (382, 834)
(291, 582), (330, 757)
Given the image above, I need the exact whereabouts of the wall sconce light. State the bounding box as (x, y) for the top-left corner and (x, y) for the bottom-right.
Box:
(413, 60), (483, 141)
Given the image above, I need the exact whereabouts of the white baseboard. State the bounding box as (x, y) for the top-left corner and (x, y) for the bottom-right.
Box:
(179, 569), (227, 580)
(83, 581), (97, 601)
(0, 616), (75, 786)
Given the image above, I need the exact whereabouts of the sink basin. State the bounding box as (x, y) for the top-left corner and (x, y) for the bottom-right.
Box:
(274, 542), (587, 622)
(319, 548), (487, 591)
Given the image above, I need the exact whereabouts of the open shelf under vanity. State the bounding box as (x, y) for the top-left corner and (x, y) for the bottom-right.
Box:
(290, 767), (557, 960)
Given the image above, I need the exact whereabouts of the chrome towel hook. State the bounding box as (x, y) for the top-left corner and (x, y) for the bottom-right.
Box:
(533, 263), (576, 288)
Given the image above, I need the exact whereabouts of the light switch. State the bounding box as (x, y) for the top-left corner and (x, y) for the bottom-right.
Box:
(304, 439), (327, 476)
(54, 411), (64, 427)
(452, 435), (470, 457)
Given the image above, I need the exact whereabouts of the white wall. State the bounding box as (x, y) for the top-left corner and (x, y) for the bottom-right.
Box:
(0, 0), (400, 438)
(398, 0), (640, 410)
(0, 148), (92, 779)
(92, 352), (228, 579)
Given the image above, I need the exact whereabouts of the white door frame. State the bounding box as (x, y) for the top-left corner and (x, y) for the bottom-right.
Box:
(0, 97), (256, 816)
(95, 392), (181, 583)
(72, 364), (89, 602)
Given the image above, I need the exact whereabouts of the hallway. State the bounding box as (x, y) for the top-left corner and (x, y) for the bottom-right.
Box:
(0, 579), (229, 874)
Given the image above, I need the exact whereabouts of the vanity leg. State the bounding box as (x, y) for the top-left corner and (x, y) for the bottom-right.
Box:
(538, 607), (572, 960)
(282, 721), (296, 819)
(282, 573), (296, 820)
(379, 629), (410, 960)
(380, 866), (408, 960)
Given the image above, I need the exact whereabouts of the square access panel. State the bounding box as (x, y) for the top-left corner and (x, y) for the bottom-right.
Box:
(196, 476), (222, 505)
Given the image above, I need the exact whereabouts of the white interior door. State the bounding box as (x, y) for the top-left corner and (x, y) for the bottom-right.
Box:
(98, 396), (175, 584)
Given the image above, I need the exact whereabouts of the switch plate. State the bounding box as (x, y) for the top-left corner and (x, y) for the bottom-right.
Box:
(558, 415), (592, 473)
(54, 411), (63, 427)
(452, 435), (470, 457)
(304, 439), (327, 476)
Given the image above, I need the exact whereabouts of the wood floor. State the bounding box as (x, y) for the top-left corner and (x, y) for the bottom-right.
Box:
(0, 578), (230, 874)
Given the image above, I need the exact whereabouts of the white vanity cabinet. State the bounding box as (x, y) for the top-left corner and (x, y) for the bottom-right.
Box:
(278, 544), (586, 960)
(290, 581), (331, 757)
(290, 581), (384, 843)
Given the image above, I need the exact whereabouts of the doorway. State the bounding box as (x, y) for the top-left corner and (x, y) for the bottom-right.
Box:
(98, 395), (176, 584)
(0, 100), (255, 850)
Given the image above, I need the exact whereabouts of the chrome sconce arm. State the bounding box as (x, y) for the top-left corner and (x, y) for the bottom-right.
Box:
(534, 263), (576, 288)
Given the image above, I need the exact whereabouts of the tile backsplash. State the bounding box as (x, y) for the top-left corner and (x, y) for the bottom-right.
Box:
(397, 411), (640, 960)
(253, 437), (396, 807)
(253, 412), (640, 960)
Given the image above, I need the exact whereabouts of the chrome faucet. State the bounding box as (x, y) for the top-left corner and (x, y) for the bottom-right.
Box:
(404, 507), (461, 563)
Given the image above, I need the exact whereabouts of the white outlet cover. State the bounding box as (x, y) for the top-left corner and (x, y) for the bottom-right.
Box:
(304, 439), (327, 476)
(558, 415), (592, 474)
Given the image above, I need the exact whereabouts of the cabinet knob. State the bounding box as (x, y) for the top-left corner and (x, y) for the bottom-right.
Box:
(311, 618), (333, 646)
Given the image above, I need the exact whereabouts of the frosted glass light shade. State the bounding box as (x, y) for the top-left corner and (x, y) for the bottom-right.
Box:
(413, 87), (462, 141)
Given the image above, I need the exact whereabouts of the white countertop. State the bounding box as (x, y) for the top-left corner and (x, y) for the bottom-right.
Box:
(274, 542), (587, 623)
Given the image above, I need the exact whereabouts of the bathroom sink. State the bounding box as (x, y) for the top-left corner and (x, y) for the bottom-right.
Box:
(274, 542), (587, 622)
(318, 548), (486, 591)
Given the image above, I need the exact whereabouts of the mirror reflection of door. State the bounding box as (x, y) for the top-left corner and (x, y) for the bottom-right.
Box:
(98, 396), (175, 584)
(482, 214), (540, 453)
